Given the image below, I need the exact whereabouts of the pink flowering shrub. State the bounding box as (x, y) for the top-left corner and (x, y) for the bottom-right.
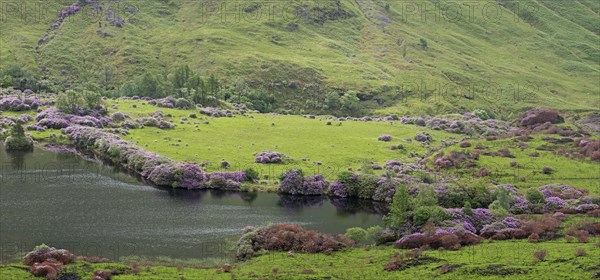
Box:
(66, 126), (210, 189)
(539, 184), (585, 200)
(278, 171), (327, 195)
(328, 181), (348, 197)
(255, 150), (287, 164)
(0, 96), (47, 111)
(378, 134), (392, 142)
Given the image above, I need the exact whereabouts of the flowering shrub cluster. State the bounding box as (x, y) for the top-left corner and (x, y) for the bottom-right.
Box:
(33, 108), (110, 129)
(327, 181), (348, 197)
(573, 138), (600, 161)
(148, 97), (194, 109)
(0, 96), (48, 111)
(518, 108), (562, 127)
(278, 170), (328, 195)
(111, 112), (130, 121)
(433, 151), (478, 169)
(254, 150), (287, 164)
(414, 132), (432, 143)
(135, 116), (175, 129)
(236, 224), (354, 260)
(394, 230), (482, 250)
(51, 2), (87, 30)
(400, 113), (511, 136)
(540, 184), (585, 199)
(378, 134), (392, 142)
(66, 126), (213, 189)
(23, 245), (76, 279)
(200, 107), (239, 118)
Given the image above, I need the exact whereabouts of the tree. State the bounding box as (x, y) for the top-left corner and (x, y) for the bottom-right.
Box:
(172, 65), (191, 94)
(340, 91), (360, 114)
(324, 92), (341, 110)
(415, 185), (437, 207)
(139, 73), (161, 98)
(384, 185), (412, 229)
(5, 123), (33, 151)
(56, 90), (85, 114)
(82, 90), (101, 109)
(207, 74), (220, 98)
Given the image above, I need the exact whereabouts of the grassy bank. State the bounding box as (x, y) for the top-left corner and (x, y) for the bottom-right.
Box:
(1, 238), (598, 279)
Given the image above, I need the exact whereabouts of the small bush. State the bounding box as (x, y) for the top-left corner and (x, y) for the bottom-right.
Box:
(244, 168), (260, 182)
(345, 227), (368, 244)
(533, 249), (547, 261)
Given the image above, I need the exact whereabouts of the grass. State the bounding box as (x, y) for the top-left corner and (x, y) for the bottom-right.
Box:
(110, 99), (454, 178)
(428, 135), (600, 195)
(1, 238), (598, 279)
(1, 0), (598, 116)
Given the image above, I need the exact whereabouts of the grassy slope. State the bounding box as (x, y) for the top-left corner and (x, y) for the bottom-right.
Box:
(1, 0), (598, 115)
(1, 237), (599, 279)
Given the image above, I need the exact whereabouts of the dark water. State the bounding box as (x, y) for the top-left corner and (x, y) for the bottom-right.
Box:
(0, 145), (385, 261)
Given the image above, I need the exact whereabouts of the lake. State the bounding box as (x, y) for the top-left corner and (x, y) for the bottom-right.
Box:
(0, 145), (385, 261)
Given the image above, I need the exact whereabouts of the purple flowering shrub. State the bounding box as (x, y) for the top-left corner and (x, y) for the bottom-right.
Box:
(0, 96), (47, 111)
(278, 170), (327, 196)
(50, 2), (85, 30)
(328, 181), (348, 197)
(199, 107), (238, 118)
(175, 163), (208, 189)
(539, 184), (585, 200)
(302, 174), (329, 196)
(372, 177), (399, 202)
(111, 112), (130, 121)
(378, 134), (392, 142)
(254, 150), (287, 164)
(400, 114), (510, 136)
(545, 196), (567, 210)
(209, 171), (246, 182)
(66, 126), (210, 189)
(236, 224), (353, 260)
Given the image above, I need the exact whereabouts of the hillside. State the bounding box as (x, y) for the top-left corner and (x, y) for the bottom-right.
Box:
(1, 0), (599, 116)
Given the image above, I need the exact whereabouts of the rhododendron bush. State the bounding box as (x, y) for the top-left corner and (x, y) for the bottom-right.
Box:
(65, 126), (232, 189)
(236, 224), (354, 260)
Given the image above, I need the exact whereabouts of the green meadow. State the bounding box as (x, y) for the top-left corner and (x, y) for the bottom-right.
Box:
(1, 237), (598, 279)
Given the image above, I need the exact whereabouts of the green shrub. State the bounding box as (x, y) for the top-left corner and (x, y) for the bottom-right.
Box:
(244, 168), (260, 182)
(472, 109), (490, 120)
(413, 206), (451, 226)
(4, 124), (33, 151)
(526, 188), (546, 205)
(384, 185), (412, 229)
(357, 174), (379, 199)
(345, 227), (368, 244)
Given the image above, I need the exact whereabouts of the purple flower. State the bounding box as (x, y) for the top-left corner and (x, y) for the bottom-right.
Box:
(175, 163), (208, 189)
(539, 184), (584, 199)
(576, 204), (599, 213)
(510, 196), (529, 214)
(278, 169), (304, 195)
(328, 181), (348, 197)
(545, 196), (567, 210)
(209, 171), (245, 182)
(372, 177), (398, 202)
(301, 174), (328, 196)
(254, 151), (287, 164)
(378, 134), (392, 142)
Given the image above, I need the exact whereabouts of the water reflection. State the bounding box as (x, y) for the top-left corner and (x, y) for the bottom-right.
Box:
(278, 194), (324, 209)
(330, 197), (389, 215)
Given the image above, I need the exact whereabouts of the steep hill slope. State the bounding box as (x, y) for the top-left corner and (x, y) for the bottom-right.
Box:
(0, 0), (598, 116)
